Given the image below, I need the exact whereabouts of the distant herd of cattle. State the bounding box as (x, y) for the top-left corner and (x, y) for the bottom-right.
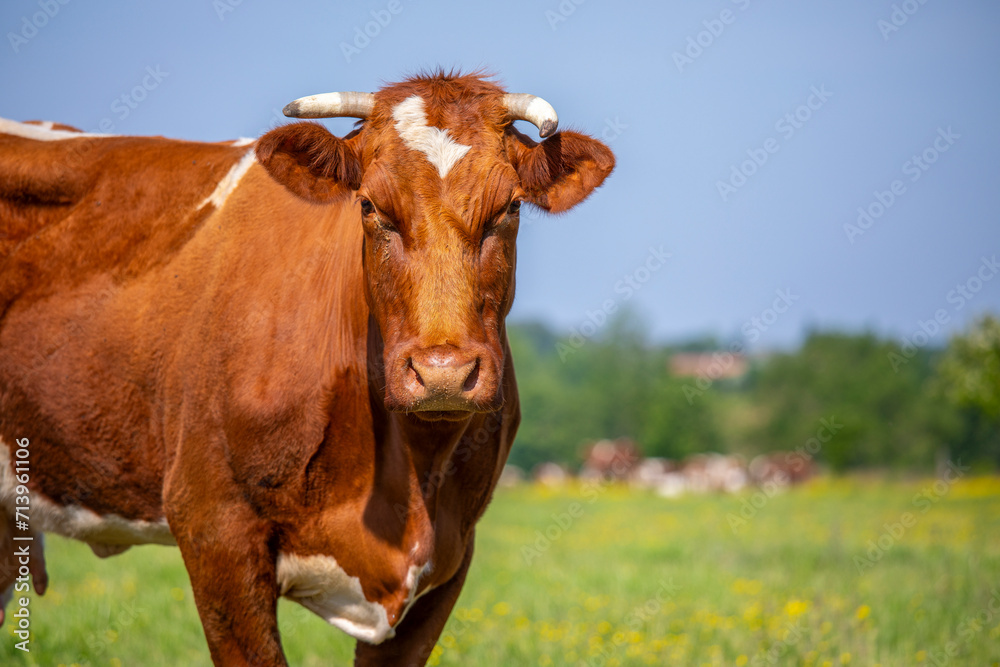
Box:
(515, 438), (817, 495)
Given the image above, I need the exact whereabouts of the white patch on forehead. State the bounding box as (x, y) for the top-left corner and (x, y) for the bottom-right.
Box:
(0, 440), (175, 549)
(198, 148), (257, 210)
(0, 117), (110, 141)
(392, 95), (471, 178)
(276, 552), (434, 645)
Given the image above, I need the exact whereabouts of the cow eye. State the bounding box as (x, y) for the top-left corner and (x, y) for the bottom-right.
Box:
(507, 200), (521, 216)
(359, 198), (375, 216)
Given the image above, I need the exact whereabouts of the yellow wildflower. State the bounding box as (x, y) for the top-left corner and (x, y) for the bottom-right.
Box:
(784, 599), (809, 618)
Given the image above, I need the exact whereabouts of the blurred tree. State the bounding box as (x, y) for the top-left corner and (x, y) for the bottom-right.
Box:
(936, 314), (1000, 467)
(938, 314), (1000, 419)
(507, 311), (723, 470)
(744, 332), (947, 471)
(505, 315), (996, 473)
(639, 373), (722, 459)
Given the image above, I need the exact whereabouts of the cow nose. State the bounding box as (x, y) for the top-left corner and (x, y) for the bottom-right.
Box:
(406, 347), (480, 405)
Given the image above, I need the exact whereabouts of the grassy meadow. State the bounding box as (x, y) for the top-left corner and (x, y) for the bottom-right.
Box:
(2, 476), (999, 666)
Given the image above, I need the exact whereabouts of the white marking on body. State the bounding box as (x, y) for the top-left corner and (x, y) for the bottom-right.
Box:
(392, 95), (471, 178)
(396, 561), (431, 627)
(276, 552), (433, 644)
(277, 553), (392, 643)
(198, 148), (257, 210)
(0, 441), (175, 552)
(0, 117), (110, 141)
(230, 137), (255, 147)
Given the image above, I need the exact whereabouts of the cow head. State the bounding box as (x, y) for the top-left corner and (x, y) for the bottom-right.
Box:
(256, 73), (614, 419)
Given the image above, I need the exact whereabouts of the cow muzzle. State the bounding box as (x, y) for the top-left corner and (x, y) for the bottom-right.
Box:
(388, 345), (500, 417)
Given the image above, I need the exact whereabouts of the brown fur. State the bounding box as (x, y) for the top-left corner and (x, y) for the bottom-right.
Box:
(0, 72), (614, 665)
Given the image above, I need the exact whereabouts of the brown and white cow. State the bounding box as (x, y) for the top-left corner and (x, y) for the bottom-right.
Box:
(0, 72), (614, 665)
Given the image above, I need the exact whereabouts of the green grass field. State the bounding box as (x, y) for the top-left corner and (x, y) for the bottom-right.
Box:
(2, 476), (999, 666)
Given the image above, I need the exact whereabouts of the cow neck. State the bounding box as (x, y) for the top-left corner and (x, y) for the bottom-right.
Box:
(370, 407), (471, 524)
(363, 320), (469, 528)
(402, 412), (468, 488)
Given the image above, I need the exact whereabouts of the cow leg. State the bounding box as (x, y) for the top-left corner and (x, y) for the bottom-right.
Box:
(167, 500), (285, 667)
(0, 511), (14, 625)
(0, 510), (47, 626)
(354, 541), (474, 667)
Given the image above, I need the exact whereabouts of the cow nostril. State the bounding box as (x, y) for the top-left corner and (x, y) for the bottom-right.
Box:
(404, 351), (483, 405)
(407, 358), (425, 388)
(462, 359), (480, 393)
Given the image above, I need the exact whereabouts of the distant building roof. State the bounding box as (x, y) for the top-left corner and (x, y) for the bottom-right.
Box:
(669, 352), (749, 379)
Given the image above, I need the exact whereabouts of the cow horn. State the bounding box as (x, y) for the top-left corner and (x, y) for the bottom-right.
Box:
(502, 93), (559, 138)
(282, 92), (375, 119)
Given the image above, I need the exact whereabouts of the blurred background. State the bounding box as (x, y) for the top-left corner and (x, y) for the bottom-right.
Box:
(5, 0), (995, 474)
(2, 1), (999, 665)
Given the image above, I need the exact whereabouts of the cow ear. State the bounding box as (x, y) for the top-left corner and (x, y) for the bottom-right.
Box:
(506, 127), (615, 214)
(256, 122), (363, 203)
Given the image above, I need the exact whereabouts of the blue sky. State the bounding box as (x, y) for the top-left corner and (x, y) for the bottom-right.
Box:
(2, 0), (998, 350)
